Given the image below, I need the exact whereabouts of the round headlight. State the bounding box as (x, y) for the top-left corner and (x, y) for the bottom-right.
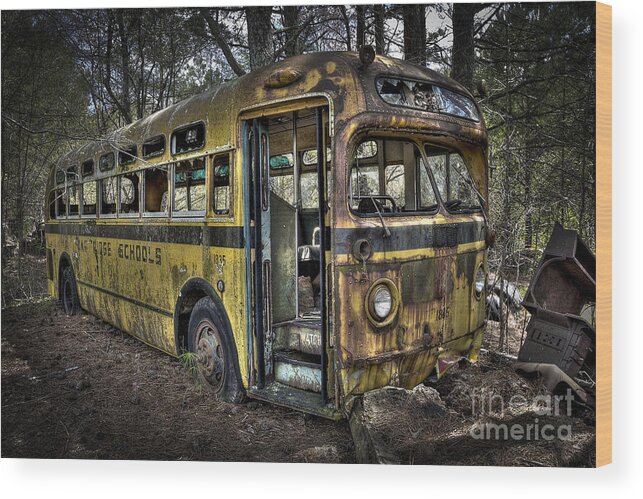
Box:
(475, 266), (485, 298)
(371, 285), (392, 319)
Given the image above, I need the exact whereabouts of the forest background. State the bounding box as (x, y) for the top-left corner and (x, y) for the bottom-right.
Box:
(1, 2), (597, 337)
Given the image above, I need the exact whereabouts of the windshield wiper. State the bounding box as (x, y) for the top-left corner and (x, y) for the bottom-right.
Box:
(369, 196), (391, 238)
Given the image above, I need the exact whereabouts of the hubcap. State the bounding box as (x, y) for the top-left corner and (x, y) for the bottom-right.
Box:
(195, 321), (225, 390)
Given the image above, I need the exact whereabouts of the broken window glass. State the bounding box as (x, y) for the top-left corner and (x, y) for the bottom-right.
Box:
(119, 173), (139, 215)
(171, 123), (205, 155)
(82, 182), (97, 216)
(100, 177), (118, 215)
(142, 135), (166, 158)
(174, 158), (206, 215)
(213, 155), (230, 215)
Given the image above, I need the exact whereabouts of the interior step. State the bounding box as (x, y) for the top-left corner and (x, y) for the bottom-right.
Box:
(274, 351), (322, 393)
(273, 318), (322, 356)
(248, 381), (342, 420)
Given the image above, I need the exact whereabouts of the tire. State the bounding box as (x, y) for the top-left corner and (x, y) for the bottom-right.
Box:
(60, 266), (80, 316)
(188, 296), (245, 403)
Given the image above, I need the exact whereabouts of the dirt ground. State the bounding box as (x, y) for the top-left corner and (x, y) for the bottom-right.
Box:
(1, 298), (355, 462)
(1, 256), (595, 465)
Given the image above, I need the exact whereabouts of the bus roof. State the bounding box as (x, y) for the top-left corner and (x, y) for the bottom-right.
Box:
(51, 51), (485, 177)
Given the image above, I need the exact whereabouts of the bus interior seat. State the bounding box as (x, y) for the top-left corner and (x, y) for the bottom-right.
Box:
(296, 209), (320, 282)
(144, 170), (168, 212)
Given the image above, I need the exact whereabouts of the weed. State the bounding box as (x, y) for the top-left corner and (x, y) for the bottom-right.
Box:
(179, 351), (199, 382)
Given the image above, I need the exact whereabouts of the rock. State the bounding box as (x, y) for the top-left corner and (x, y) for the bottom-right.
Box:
(294, 445), (340, 463)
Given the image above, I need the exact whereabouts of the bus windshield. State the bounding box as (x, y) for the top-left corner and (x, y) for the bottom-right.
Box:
(349, 138), (438, 215)
(424, 144), (482, 213)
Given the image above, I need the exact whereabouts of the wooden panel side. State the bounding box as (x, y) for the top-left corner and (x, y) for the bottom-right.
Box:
(595, 0), (612, 468)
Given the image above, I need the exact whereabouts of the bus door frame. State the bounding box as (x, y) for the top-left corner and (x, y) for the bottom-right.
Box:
(241, 97), (333, 398)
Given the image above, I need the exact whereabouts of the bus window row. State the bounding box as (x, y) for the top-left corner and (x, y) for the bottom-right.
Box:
(52, 122), (206, 189)
(50, 153), (231, 220)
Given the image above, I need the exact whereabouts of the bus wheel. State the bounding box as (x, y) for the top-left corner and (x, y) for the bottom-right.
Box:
(188, 297), (245, 403)
(61, 266), (80, 316)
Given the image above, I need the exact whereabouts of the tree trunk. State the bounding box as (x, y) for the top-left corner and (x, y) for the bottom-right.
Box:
(339, 6), (352, 51)
(356, 5), (366, 49)
(115, 11), (132, 124)
(373, 5), (385, 54)
(200, 9), (247, 77)
(283, 6), (300, 57)
(246, 6), (274, 70)
(402, 4), (426, 65)
(451, 3), (482, 92)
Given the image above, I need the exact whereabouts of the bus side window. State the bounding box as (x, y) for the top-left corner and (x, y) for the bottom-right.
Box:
(68, 183), (80, 217)
(55, 188), (67, 218)
(174, 158), (205, 215)
(82, 182), (97, 216)
(100, 177), (118, 215)
(119, 173), (139, 215)
(144, 168), (168, 215)
(212, 154), (230, 215)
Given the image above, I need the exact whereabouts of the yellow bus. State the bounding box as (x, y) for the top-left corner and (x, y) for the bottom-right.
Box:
(45, 49), (490, 419)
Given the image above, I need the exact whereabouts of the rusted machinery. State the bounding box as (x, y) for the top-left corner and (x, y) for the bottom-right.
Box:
(515, 223), (596, 407)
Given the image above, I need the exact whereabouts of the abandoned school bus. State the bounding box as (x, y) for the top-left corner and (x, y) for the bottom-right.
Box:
(44, 50), (490, 419)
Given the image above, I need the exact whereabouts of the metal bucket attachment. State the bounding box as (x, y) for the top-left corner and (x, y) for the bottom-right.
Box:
(516, 223), (596, 407)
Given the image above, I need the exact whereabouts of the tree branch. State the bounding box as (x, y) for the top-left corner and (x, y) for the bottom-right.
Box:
(200, 9), (246, 77)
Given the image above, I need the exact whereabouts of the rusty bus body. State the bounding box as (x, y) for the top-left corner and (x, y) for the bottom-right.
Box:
(45, 51), (489, 418)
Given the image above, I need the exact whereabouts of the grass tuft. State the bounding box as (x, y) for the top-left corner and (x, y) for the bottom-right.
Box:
(179, 351), (199, 382)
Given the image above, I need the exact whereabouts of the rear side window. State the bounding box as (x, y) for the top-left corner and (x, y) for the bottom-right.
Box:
(171, 123), (205, 155)
(99, 153), (115, 172)
(142, 135), (166, 158)
(66, 166), (79, 184)
(82, 159), (95, 177)
(119, 145), (137, 165)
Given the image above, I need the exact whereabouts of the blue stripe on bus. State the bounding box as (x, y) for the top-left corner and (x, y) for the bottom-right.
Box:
(45, 220), (484, 252)
(45, 223), (244, 248)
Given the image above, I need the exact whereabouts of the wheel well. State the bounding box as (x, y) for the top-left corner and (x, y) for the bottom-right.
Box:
(176, 288), (208, 354)
(174, 279), (234, 358)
